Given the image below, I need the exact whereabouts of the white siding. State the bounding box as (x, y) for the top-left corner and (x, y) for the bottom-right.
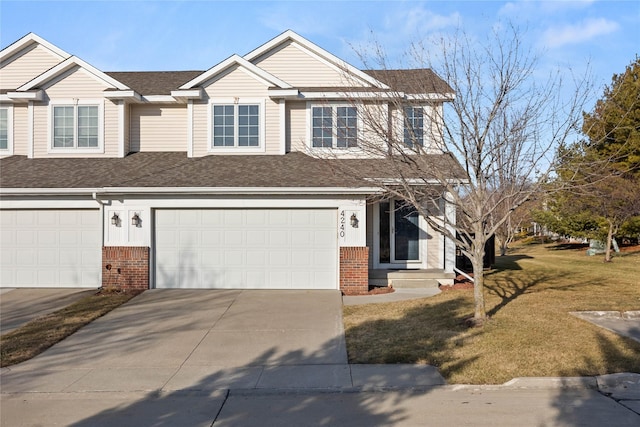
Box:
(192, 65), (280, 157)
(12, 104), (28, 155)
(32, 67), (120, 158)
(253, 41), (358, 87)
(130, 104), (187, 152)
(0, 44), (63, 90)
(286, 101), (307, 152)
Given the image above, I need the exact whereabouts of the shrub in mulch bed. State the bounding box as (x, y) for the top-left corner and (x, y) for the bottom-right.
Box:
(440, 274), (474, 291)
(343, 286), (395, 296)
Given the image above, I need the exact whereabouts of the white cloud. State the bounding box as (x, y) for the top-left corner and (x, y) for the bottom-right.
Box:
(387, 6), (461, 36)
(499, 0), (596, 17)
(542, 17), (620, 48)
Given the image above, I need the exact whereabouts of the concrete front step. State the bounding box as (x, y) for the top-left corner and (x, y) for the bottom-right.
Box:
(392, 279), (440, 289)
(369, 278), (441, 289)
(369, 269), (455, 288)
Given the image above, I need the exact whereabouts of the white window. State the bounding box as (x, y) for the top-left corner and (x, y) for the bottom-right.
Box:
(211, 103), (262, 149)
(311, 105), (358, 148)
(49, 100), (103, 152)
(403, 106), (424, 147)
(0, 106), (13, 155)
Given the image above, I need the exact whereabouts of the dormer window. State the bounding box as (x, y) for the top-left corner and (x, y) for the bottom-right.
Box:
(209, 99), (264, 152)
(49, 100), (103, 152)
(311, 105), (358, 148)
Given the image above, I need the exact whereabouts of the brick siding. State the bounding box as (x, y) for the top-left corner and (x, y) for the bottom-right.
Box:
(339, 246), (369, 295)
(102, 246), (149, 290)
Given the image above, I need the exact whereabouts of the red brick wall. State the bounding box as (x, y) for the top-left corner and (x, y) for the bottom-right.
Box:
(340, 246), (369, 295)
(102, 246), (149, 290)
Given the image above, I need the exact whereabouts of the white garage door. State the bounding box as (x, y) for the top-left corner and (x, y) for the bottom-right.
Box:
(155, 209), (337, 289)
(0, 210), (101, 288)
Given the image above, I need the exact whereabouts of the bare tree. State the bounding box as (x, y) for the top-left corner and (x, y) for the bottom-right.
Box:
(330, 26), (592, 325)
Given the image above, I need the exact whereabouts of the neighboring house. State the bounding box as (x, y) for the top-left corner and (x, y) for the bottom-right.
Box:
(0, 30), (462, 293)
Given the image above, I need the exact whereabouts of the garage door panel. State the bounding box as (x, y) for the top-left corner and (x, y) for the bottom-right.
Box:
(0, 210), (100, 288)
(155, 209), (337, 289)
(224, 230), (243, 246)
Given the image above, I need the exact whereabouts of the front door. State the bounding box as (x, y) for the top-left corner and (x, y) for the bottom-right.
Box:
(379, 200), (420, 264)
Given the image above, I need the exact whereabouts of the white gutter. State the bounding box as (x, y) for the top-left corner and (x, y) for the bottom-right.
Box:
(365, 178), (469, 185)
(1, 186), (383, 196)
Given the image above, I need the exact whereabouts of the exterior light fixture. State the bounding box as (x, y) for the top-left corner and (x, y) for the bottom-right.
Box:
(111, 213), (120, 226)
(131, 213), (141, 227)
(350, 213), (359, 228)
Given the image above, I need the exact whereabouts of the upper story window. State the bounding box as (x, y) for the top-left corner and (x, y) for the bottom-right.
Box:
(49, 100), (103, 152)
(311, 105), (358, 148)
(403, 106), (424, 147)
(211, 103), (262, 149)
(0, 108), (8, 150)
(0, 106), (13, 155)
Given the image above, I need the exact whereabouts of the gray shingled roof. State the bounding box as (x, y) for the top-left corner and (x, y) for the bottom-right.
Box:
(363, 69), (453, 95)
(105, 71), (203, 95)
(102, 69), (451, 96)
(0, 152), (465, 190)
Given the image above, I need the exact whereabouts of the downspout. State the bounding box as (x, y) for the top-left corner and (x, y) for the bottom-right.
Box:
(92, 192), (107, 288)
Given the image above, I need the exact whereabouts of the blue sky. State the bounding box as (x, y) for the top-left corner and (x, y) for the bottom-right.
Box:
(1, 0), (638, 99)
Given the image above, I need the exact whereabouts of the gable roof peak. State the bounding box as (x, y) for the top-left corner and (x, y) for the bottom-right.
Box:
(17, 55), (130, 91)
(0, 32), (70, 63)
(244, 30), (389, 90)
(179, 53), (292, 90)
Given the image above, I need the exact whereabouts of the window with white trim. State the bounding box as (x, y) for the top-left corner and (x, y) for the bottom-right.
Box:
(311, 105), (358, 148)
(50, 102), (101, 150)
(0, 107), (8, 150)
(403, 106), (424, 147)
(212, 104), (260, 148)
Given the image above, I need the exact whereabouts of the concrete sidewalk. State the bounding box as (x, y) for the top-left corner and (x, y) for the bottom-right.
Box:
(571, 311), (640, 344)
(1, 372), (638, 426)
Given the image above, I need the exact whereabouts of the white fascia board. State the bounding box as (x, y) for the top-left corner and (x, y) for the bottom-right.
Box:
(299, 91), (405, 100)
(1, 186), (383, 196)
(6, 90), (44, 101)
(268, 88), (300, 98)
(0, 33), (70, 63)
(97, 187), (382, 195)
(0, 188), (98, 196)
(364, 177), (469, 185)
(170, 89), (203, 101)
(243, 30), (389, 90)
(179, 54), (292, 90)
(406, 93), (455, 102)
(0, 95), (10, 102)
(103, 90), (142, 102)
(17, 56), (129, 91)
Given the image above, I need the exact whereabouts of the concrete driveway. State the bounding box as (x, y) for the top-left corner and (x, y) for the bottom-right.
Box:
(0, 289), (348, 393)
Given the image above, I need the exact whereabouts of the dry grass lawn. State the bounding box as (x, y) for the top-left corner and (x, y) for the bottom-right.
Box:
(343, 243), (640, 384)
(0, 289), (142, 367)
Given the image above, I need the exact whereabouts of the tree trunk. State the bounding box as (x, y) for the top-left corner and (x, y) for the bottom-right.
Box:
(499, 238), (508, 256)
(470, 236), (487, 326)
(604, 221), (614, 262)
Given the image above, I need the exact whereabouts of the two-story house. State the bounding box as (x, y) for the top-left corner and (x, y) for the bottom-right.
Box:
(0, 30), (462, 293)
